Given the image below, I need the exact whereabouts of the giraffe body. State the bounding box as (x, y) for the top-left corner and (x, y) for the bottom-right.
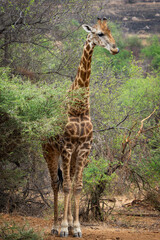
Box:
(42, 18), (119, 237)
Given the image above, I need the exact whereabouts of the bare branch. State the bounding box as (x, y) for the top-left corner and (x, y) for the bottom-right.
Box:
(105, 109), (157, 176)
(94, 109), (149, 133)
(36, 70), (74, 81)
(137, 109), (156, 136)
(14, 11), (23, 27)
(94, 114), (129, 132)
(33, 183), (51, 208)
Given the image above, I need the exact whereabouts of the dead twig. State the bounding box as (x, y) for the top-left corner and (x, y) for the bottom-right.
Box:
(137, 109), (156, 136)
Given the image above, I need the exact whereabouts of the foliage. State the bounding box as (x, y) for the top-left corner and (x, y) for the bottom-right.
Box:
(0, 68), (68, 139)
(0, 67), (68, 214)
(140, 131), (160, 184)
(145, 191), (160, 211)
(141, 36), (160, 70)
(83, 156), (115, 193)
(118, 63), (160, 112)
(126, 35), (142, 48)
(0, 221), (42, 240)
(89, 46), (160, 199)
(82, 155), (117, 220)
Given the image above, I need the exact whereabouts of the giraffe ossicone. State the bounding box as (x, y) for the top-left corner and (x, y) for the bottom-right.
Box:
(42, 18), (119, 238)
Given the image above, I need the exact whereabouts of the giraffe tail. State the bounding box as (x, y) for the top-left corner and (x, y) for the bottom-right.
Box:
(57, 156), (63, 190)
(58, 167), (63, 190)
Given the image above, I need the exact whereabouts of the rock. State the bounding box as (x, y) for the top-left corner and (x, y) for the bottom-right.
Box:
(132, 16), (139, 21)
(144, 25), (150, 30)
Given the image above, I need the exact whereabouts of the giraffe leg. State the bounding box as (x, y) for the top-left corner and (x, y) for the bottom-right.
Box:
(42, 143), (60, 236)
(60, 148), (72, 237)
(68, 191), (74, 235)
(51, 188), (59, 235)
(73, 143), (91, 237)
(60, 192), (70, 237)
(73, 193), (82, 237)
(68, 151), (77, 235)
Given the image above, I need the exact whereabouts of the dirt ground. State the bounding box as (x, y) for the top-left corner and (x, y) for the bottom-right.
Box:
(0, 211), (160, 240)
(103, 0), (160, 34)
(0, 196), (160, 240)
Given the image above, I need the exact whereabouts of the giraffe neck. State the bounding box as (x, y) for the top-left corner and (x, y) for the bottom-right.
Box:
(73, 39), (95, 89)
(68, 39), (95, 116)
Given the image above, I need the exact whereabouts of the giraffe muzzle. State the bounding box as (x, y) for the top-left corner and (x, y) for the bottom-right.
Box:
(110, 47), (119, 55)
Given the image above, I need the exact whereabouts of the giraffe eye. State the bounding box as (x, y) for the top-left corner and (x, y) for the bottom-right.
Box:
(97, 32), (104, 37)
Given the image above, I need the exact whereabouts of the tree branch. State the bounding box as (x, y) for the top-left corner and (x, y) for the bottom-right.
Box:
(36, 70), (74, 81)
(94, 109), (149, 133)
(94, 114), (129, 132)
(105, 109), (157, 176)
(33, 183), (51, 208)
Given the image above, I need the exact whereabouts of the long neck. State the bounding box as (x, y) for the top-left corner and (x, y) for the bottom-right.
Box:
(68, 39), (95, 116)
(71, 39), (95, 90)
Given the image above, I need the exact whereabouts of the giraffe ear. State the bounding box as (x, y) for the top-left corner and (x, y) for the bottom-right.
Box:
(82, 24), (95, 33)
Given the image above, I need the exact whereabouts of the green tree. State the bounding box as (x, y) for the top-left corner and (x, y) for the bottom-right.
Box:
(141, 36), (160, 70)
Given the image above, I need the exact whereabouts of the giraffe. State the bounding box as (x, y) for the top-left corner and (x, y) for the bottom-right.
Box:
(42, 18), (119, 238)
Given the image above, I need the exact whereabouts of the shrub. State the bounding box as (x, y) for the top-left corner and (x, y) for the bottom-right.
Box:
(0, 67), (68, 140)
(0, 221), (43, 240)
(141, 36), (160, 70)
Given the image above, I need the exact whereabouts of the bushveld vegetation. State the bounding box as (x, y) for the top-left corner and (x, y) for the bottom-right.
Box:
(0, 0), (160, 232)
(0, 220), (42, 240)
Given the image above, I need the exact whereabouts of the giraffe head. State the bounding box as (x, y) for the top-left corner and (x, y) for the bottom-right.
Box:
(82, 18), (119, 55)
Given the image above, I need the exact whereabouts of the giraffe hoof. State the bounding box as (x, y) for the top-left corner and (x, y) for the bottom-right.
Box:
(68, 226), (74, 235)
(51, 229), (58, 236)
(60, 231), (68, 237)
(73, 232), (82, 238)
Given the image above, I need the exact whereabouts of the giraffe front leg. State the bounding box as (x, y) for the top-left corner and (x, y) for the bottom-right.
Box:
(61, 191), (74, 237)
(68, 191), (74, 235)
(73, 173), (83, 238)
(73, 142), (91, 238)
(60, 150), (72, 237)
(73, 193), (82, 238)
(68, 158), (76, 235)
(60, 192), (70, 237)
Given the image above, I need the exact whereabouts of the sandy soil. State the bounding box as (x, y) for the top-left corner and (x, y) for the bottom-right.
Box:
(0, 213), (160, 240)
